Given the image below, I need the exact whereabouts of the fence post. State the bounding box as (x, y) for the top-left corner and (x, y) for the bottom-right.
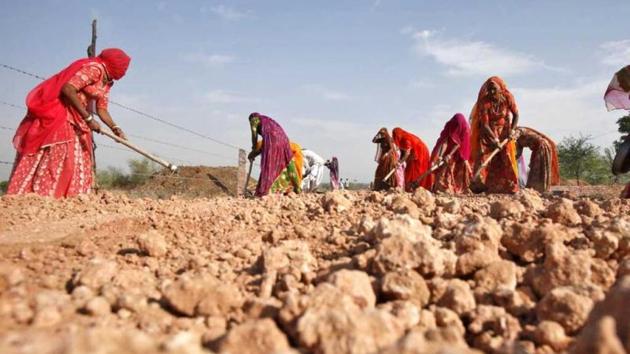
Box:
(236, 148), (246, 196)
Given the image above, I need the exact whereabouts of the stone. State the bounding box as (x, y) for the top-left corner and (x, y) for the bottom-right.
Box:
(32, 306), (62, 327)
(297, 307), (404, 354)
(473, 260), (518, 299)
(490, 199), (525, 220)
(503, 222), (576, 263)
(571, 276), (630, 353)
(389, 195), (420, 218)
(437, 279), (476, 316)
(380, 270), (430, 308)
(162, 331), (205, 354)
(454, 216), (502, 275)
(528, 242), (615, 296)
(570, 316), (626, 354)
(534, 321), (570, 351)
(0, 263), (24, 292)
(217, 319), (290, 354)
(546, 199), (581, 226)
(410, 188), (436, 214)
(162, 273), (242, 317)
(137, 230), (168, 257)
(372, 235), (420, 275)
(84, 296), (111, 316)
(537, 286), (594, 334)
(378, 300), (421, 330)
(322, 192), (352, 212)
(328, 270), (376, 309)
(71, 258), (118, 290)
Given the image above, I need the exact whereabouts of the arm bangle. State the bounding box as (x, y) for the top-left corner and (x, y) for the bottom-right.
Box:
(84, 115), (94, 122)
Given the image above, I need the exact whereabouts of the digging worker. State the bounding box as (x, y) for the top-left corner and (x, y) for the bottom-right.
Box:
(372, 127), (403, 191)
(392, 127), (431, 192)
(7, 48), (131, 198)
(469, 76), (520, 194)
(301, 148), (326, 192)
(430, 113), (472, 194)
(248, 113), (301, 196)
(515, 126), (560, 193)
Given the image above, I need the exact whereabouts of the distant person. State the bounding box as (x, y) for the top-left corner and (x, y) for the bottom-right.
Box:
(290, 141), (305, 190)
(372, 127), (403, 191)
(325, 157), (340, 190)
(392, 127), (431, 192)
(470, 76), (519, 194)
(8, 48), (131, 198)
(301, 148), (326, 192)
(248, 113), (301, 196)
(515, 127), (560, 193)
(429, 113), (472, 193)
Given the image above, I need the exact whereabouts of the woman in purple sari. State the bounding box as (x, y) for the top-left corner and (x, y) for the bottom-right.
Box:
(248, 113), (301, 196)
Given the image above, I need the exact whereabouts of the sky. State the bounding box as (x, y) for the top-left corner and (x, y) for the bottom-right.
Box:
(1, 0), (629, 182)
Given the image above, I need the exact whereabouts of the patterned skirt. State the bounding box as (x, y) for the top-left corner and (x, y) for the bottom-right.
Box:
(7, 122), (93, 198)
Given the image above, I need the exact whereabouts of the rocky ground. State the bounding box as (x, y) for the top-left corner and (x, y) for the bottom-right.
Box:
(1, 187), (630, 354)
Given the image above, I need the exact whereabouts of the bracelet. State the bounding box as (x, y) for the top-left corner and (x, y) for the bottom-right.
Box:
(84, 115), (94, 122)
(112, 125), (120, 130)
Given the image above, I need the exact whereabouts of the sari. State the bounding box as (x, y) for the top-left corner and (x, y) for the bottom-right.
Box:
(372, 127), (401, 191)
(515, 127), (560, 193)
(327, 157), (340, 190)
(604, 65), (630, 111)
(250, 113), (301, 196)
(290, 141), (304, 187)
(430, 114), (472, 193)
(470, 76), (519, 194)
(7, 49), (130, 198)
(392, 127), (431, 192)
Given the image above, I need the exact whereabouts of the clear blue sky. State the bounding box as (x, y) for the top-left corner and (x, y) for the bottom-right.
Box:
(1, 0), (629, 182)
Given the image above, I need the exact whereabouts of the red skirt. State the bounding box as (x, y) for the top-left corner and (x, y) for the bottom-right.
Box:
(7, 121), (93, 198)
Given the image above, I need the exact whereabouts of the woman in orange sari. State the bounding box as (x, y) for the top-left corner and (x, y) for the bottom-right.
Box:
(515, 127), (560, 193)
(470, 76), (519, 194)
(392, 127), (431, 192)
(430, 113), (472, 193)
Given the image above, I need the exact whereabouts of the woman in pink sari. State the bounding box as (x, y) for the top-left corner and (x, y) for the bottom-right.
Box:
(7, 49), (131, 198)
(430, 113), (472, 193)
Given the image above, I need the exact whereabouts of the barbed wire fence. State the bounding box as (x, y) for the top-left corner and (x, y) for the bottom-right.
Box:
(0, 63), (259, 195)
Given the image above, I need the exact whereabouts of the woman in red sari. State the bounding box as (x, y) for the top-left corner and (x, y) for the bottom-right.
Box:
(392, 127), (431, 192)
(430, 113), (472, 193)
(470, 76), (519, 194)
(7, 48), (131, 198)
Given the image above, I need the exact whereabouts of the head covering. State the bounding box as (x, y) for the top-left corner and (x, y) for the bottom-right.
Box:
(372, 127), (394, 162)
(431, 113), (471, 161)
(604, 65), (630, 111)
(98, 48), (131, 80)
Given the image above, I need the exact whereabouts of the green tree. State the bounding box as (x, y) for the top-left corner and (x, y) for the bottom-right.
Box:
(558, 135), (613, 185)
(0, 180), (8, 194)
(96, 158), (159, 189)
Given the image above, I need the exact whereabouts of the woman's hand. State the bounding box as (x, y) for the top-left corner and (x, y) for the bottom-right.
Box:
(87, 119), (101, 133)
(248, 150), (259, 162)
(112, 126), (126, 139)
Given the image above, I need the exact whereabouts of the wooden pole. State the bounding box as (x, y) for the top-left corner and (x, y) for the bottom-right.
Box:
(88, 19), (99, 191)
(99, 130), (178, 171)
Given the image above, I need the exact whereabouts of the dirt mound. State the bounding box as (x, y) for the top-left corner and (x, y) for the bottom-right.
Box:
(1, 188), (630, 353)
(131, 166), (255, 199)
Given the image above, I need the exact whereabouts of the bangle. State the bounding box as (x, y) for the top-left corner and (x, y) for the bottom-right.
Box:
(112, 125), (120, 130)
(84, 115), (94, 122)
